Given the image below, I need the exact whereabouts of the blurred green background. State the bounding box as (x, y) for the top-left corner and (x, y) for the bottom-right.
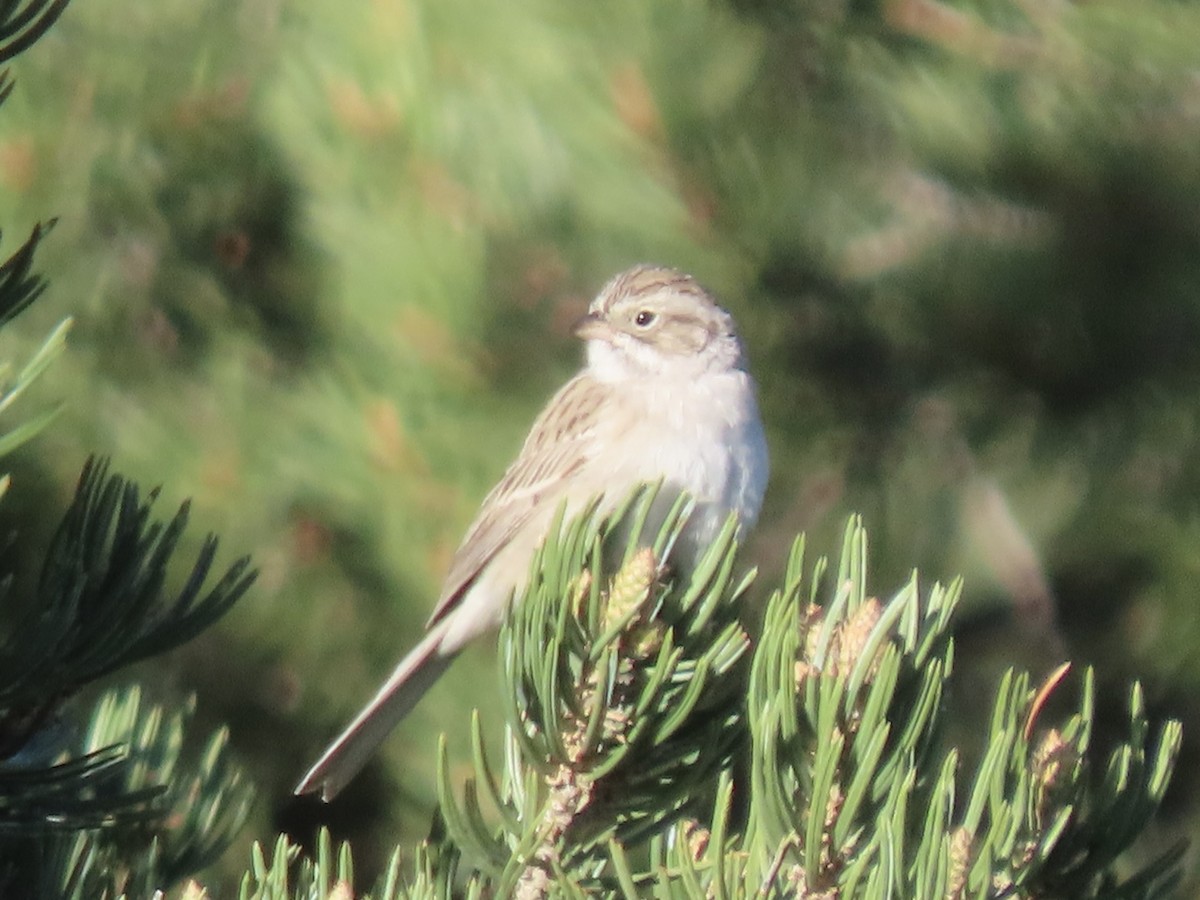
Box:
(2, 0), (1199, 890)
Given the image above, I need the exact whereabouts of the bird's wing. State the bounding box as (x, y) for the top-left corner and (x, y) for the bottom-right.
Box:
(426, 372), (608, 627)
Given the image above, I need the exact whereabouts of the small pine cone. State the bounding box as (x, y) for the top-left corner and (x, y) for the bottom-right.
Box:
(835, 598), (882, 679)
(946, 827), (972, 899)
(604, 547), (659, 630)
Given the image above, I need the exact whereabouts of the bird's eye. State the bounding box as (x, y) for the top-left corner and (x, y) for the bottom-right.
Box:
(634, 310), (656, 328)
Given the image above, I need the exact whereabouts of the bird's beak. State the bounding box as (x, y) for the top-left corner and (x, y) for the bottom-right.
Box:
(572, 312), (614, 342)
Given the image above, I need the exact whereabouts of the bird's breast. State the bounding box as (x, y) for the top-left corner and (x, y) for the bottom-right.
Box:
(593, 370), (768, 547)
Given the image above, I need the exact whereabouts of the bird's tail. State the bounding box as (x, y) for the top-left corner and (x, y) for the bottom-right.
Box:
(294, 621), (455, 801)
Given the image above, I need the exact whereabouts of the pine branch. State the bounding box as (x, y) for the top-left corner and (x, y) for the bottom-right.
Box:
(0, 223), (54, 327)
(0, 685), (253, 899)
(0, 460), (256, 895)
(433, 486), (754, 896)
(0, 0), (71, 64)
(228, 499), (1183, 899)
(0, 317), (69, 462)
(0, 461), (255, 895)
(0, 456), (257, 759)
(0, 742), (158, 831)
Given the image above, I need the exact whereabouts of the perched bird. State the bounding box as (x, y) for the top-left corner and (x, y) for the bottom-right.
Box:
(295, 264), (769, 801)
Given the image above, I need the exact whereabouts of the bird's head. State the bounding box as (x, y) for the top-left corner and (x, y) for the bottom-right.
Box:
(573, 265), (745, 381)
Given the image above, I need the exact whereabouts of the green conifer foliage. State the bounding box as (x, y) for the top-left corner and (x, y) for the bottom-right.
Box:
(231, 500), (1182, 898)
(0, 458), (257, 897)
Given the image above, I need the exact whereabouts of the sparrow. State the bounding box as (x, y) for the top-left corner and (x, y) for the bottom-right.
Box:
(295, 264), (769, 800)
